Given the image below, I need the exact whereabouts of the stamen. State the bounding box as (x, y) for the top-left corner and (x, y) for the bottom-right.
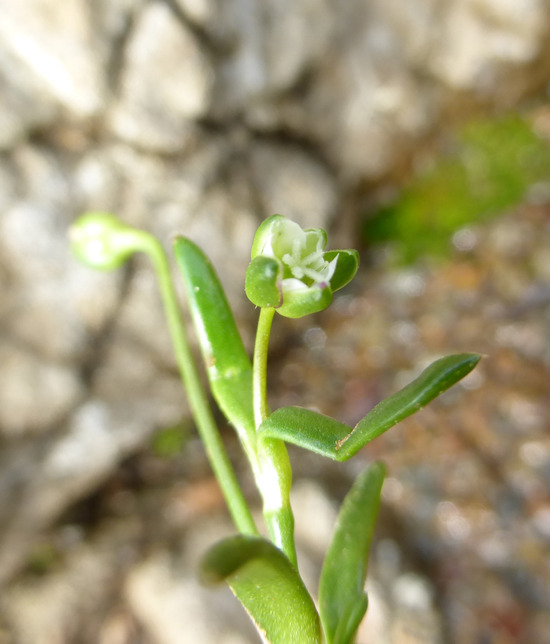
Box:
(282, 248), (330, 283)
(302, 266), (328, 282)
(301, 249), (324, 267)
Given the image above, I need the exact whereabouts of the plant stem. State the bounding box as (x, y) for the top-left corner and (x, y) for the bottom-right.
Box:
(253, 307), (276, 427)
(252, 307), (297, 565)
(138, 233), (258, 536)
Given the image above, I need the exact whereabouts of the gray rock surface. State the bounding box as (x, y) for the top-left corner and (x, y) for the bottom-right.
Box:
(0, 0), (105, 148)
(0, 0), (549, 641)
(108, 2), (213, 151)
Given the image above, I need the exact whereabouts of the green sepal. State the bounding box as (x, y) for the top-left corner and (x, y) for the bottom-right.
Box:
(324, 249), (359, 292)
(245, 255), (283, 308)
(319, 462), (385, 644)
(277, 282), (333, 318)
(258, 353), (481, 460)
(201, 535), (322, 644)
(251, 214), (286, 258)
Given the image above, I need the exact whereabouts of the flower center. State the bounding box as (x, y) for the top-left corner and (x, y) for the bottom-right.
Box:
(282, 239), (327, 284)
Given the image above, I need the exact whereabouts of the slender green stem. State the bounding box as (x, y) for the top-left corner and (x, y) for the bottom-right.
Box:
(137, 233), (258, 536)
(252, 307), (297, 565)
(253, 307), (276, 427)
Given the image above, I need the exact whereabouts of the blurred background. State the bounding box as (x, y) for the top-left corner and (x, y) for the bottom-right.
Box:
(0, 1), (549, 642)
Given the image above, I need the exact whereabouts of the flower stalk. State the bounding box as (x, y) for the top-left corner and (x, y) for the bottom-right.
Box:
(70, 213), (257, 536)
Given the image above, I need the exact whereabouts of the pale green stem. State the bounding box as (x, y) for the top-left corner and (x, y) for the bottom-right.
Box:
(253, 307), (276, 428)
(253, 307), (297, 565)
(135, 232), (258, 536)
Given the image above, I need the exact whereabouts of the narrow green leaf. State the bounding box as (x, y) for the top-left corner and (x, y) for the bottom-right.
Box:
(260, 406), (349, 460)
(343, 352), (481, 455)
(201, 535), (322, 644)
(319, 462), (385, 644)
(325, 249), (359, 292)
(259, 353), (481, 461)
(332, 596), (369, 644)
(173, 237), (256, 441)
(174, 237), (251, 381)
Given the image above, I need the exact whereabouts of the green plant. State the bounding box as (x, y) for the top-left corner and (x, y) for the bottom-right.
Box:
(364, 113), (550, 262)
(70, 212), (480, 643)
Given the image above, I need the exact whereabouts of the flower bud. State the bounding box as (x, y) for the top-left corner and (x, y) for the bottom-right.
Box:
(70, 212), (140, 270)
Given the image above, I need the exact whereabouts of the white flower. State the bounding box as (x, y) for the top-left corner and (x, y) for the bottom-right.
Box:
(246, 215), (358, 318)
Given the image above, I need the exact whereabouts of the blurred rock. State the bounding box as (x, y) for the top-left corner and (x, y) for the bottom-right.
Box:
(248, 141), (337, 226)
(428, 0), (548, 94)
(207, 0), (333, 117)
(0, 0), (105, 148)
(0, 146), (124, 362)
(1, 518), (142, 644)
(125, 542), (256, 644)
(0, 344), (82, 437)
(107, 2), (213, 152)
